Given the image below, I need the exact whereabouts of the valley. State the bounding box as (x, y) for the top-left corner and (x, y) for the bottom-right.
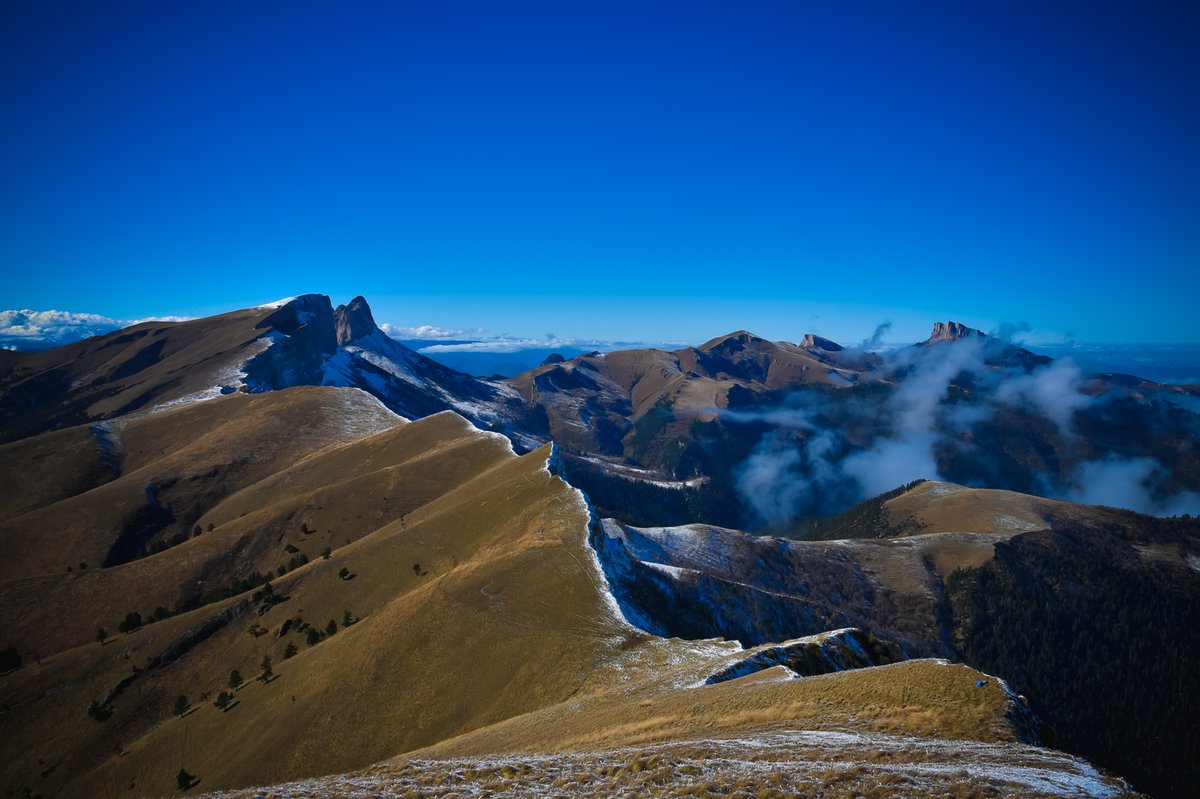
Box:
(1, 295), (1195, 798)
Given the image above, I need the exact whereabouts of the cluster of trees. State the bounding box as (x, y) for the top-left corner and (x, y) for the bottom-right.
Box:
(277, 611), (355, 648)
(791, 480), (927, 541)
(945, 519), (1200, 799)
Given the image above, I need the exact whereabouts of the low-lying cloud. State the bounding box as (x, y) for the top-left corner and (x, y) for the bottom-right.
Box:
(380, 323), (471, 340)
(723, 332), (1197, 524)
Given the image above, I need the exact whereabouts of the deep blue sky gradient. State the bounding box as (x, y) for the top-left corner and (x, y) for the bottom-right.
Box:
(2, 1), (1198, 344)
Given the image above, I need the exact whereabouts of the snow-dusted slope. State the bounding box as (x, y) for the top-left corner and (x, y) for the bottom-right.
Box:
(321, 296), (522, 430)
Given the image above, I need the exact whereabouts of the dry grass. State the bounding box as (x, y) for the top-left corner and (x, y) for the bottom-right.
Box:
(0, 392), (634, 798)
(200, 726), (1129, 799)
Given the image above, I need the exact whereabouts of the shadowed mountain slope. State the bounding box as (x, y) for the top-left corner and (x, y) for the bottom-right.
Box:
(0, 295), (517, 447)
(594, 480), (1200, 798)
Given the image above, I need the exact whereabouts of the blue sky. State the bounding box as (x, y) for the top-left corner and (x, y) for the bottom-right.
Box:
(2, 1), (1198, 345)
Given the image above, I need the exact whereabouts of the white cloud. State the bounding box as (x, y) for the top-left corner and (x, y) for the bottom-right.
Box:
(0, 309), (195, 349)
(419, 336), (604, 354)
(379, 323), (470, 340)
(127, 315), (193, 325)
(994, 357), (1093, 435)
(0, 309), (118, 339)
(1063, 456), (1200, 516)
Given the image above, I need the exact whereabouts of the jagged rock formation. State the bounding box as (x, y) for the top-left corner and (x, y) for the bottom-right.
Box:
(927, 320), (984, 342)
(800, 332), (844, 351)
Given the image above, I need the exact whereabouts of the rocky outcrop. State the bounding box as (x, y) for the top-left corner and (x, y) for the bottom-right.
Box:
(333, 295), (378, 345)
(927, 321), (984, 343)
(704, 627), (904, 684)
(800, 333), (844, 351)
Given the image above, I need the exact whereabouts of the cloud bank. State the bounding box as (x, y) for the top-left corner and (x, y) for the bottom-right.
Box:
(380, 323), (473, 340)
(0, 309), (193, 350)
(724, 334), (1197, 524)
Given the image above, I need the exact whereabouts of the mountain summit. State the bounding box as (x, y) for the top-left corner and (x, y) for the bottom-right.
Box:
(334, 295), (379, 345)
(927, 320), (985, 343)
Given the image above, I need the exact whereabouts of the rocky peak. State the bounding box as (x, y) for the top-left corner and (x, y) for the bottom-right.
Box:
(928, 321), (985, 343)
(800, 333), (844, 352)
(334, 295), (380, 345)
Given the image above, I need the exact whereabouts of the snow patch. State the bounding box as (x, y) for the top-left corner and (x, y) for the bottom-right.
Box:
(255, 296), (300, 309)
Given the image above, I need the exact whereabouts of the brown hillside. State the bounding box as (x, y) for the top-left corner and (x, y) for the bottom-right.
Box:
(0, 387), (637, 798)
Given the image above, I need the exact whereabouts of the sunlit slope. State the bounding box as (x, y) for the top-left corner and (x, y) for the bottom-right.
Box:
(0, 396), (634, 798)
(200, 657), (1129, 799)
(0, 388), (549, 657)
(0, 386), (401, 577)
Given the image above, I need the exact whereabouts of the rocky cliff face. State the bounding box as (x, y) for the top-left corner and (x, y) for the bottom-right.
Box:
(927, 320), (984, 342)
(800, 333), (845, 351)
(334, 294), (378, 345)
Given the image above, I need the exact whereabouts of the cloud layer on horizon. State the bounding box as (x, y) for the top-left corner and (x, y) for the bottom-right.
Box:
(0, 309), (193, 349)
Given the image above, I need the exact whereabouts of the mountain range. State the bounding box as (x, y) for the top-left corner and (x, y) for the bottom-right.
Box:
(1, 293), (1196, 798)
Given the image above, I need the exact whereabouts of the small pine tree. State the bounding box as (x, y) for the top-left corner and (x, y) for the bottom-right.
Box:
(95, 628), (108, 645)
(0, 646), (21, 672)
(321, 546), (331, 559)
(87, 699), (112, 721)
(193, 524), (202, 537)
(207, 522), (215, 532)
(213, 690), (231, 710)
(283, 642), (298, 659)
(342, 609), (353, 627)
(305, 627), (321, 646)
(259, 654), (273, 683)
(177, 768), (195, 790)
(325, 619), (337, 636)
(338, 566), (350, 580)
(228, 669), (243, 690)
(173, 694), (189, 716)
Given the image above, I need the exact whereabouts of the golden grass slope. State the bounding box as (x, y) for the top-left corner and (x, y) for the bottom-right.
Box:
(0, 386), (640, 797)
